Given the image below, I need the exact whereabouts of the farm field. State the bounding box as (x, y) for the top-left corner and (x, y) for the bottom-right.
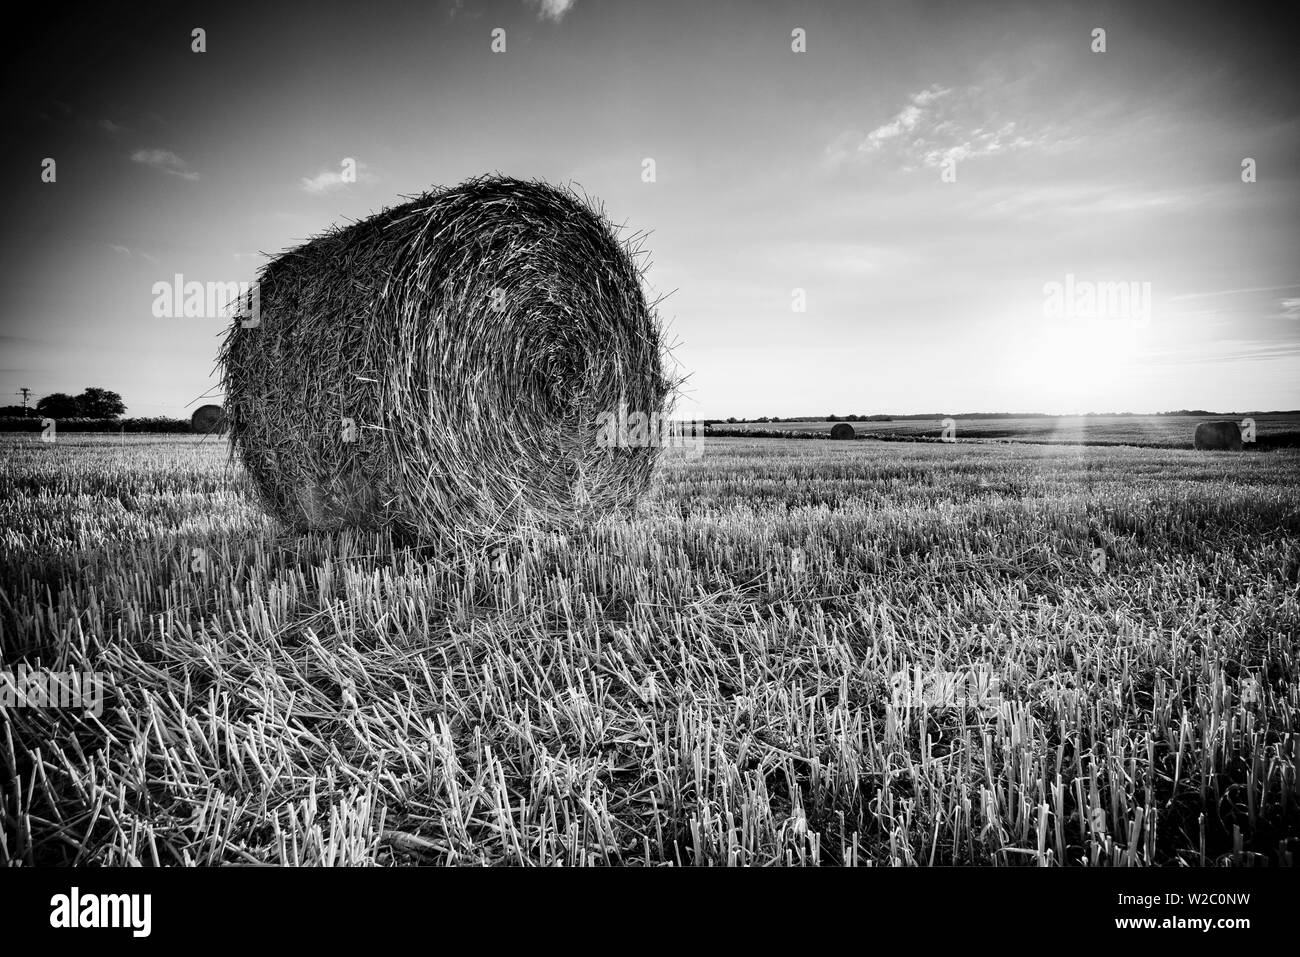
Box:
(717, 413), (1300, 448)
(2, 433), (1298, 865)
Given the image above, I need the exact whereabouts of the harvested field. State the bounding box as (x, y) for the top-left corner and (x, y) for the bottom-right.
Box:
(716, 413), (1300, 449)
(3, 433), (1297, 865)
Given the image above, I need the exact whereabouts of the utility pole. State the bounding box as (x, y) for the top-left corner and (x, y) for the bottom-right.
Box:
(16, 387), (33, 414)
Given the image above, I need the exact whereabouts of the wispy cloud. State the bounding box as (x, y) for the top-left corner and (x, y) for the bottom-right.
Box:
(830, 85), (1057, 171)
(1278, 298), (1300, 321)
(863, 85), (950, 151)
(130, 148), (199, 181)
(971, 182), (1199, 223)
(525, 0), (577, 22)
(299, 160), (375, 194)
(107, 243), (159, 264)
(99, 118), (126, 135)
(447, 0), (485, 20)
(1144, 338), (1300, 365)
(1168, 284), (1300, 302)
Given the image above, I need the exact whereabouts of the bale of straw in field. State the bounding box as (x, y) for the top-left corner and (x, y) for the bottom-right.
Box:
(830, 422), (856, 440)
(219, 176), (670, 541)
(1193, 420), (1243, 451)
(190, 404), (227, 435)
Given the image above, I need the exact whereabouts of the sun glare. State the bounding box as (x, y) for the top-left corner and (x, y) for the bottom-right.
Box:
(1016, 321), (1144, 411)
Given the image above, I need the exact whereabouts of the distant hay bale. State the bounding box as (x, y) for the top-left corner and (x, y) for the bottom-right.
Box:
(190, 404), (227, 435)
(830, 422), (856, 440)
(219, 175), (670, 542)
(1193, 420), (1243, 451)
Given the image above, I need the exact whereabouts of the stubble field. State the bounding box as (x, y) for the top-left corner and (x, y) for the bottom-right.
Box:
(714, 413), (1300, 448)
(2, 432), (1298, 865)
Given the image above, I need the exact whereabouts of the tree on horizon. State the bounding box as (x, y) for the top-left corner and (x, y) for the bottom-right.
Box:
(35, 387), (127, 419)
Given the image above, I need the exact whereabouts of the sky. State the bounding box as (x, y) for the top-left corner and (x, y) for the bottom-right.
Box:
(1, 0), (1297, 419)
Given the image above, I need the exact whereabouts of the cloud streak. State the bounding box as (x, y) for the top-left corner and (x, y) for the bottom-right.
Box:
(525, 0), (577, 22)
(130, 148), (199, 181)
(299, 160), (377, 194)
(1168, 284), (1300, 302)
(107, 243), (159, 264)
(831, 85), (1056, 171)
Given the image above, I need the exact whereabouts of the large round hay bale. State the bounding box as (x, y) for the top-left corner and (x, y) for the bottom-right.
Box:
(1193, 420), (1243, 451)
(190, 404), (227, 435)
(219, 176), (670, 542)
(830, 422), (856, 440)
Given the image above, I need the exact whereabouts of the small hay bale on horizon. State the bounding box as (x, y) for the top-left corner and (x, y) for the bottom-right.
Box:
(190, 404), (227, 435)
(219, 175), (671, 543)
(1193, 420), (1243, 451)
(830, 422), (856, 440)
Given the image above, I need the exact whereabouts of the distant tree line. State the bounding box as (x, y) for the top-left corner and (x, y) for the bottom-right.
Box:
(0, 387), (127, 419)
(710, 413), (895, 425)
(0, 416), (195, 433)
(705, 410), (1297, 423)
(0, 386), (212, 431)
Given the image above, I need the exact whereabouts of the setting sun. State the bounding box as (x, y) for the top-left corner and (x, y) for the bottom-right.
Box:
(1015, 320), (1145, 411)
